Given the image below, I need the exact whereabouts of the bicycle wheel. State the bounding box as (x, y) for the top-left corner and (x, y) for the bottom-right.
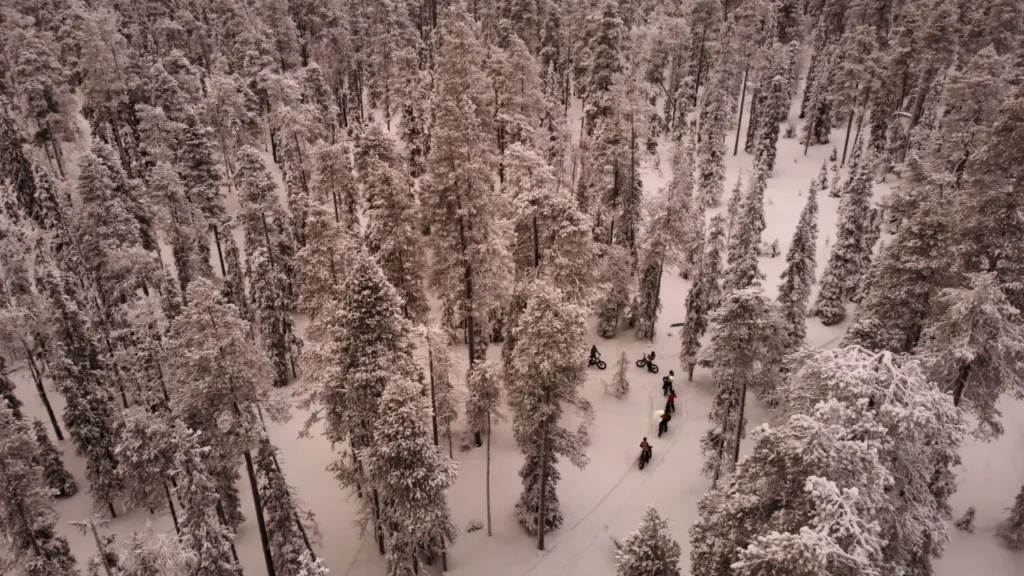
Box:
(597, 360), (607, 370)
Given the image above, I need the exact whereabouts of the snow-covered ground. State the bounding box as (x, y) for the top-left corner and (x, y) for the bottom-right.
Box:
(9, 78), (1024, 576)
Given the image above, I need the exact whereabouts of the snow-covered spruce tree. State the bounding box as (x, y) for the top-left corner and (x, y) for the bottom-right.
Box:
(0, 403), (79, 576)
(508, 280), (593, 548)
(957, 86), (1024, 314)
(844, 157), (955, 352)
(697, 287), (786, 483)
(801, 45), (837, 151)
(811, 150), (875, 326)
(635, 141), (695, 341)
(164, 278), (289, 576)
(425, 326), (459, 456)
(753, 75), (788, 175)
(724, 172), (743, 247)
(362, 374), (458, 574)
(780, 346), (964, 575)
(615, 506), (681, 576)
(597, 245), (635, 338)
(723, 166), (768, 293)
(702, 214), (727, 311)
(115, 408), (178, 530)
(776, 179), (819, 351)
(300, 250), (418, 555)
(607, 352), (631, 398)
(466, 360), (502, 536)
(255, 437), (316, 576)
(421, 4), (513, 367)
(1000, 485), (1024, 550)
(915, 273), (1024, 439)
(41, 274), (122, 517)
(310, 142), (360, 232)
(486, 29), (545, 181)
(355, 124), (429, 322)
(32, 419), (78, 499)
(174, 112), (225, 257)
(172, 427), (241, 576)
(695, 26), (738, 210)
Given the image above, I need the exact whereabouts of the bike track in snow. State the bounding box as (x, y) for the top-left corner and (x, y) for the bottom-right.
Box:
(519, 375), (692, 576)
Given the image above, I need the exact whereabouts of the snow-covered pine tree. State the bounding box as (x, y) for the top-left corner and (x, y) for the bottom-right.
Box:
(0, 269), (65, 439)
(355, 124), (429, 322)
(362, 374), (458, 573)
(300, 250), (418, 555)
(235, 146), (296, 386)
(596, 245), (634, 338)
(487, 29), (545, 182)
(40, 274), (122, 517)
(255, 437), (316, 576)
(811, 150), (875, 325)
(615, 506), (681, 576)
(296, 551), (330, 576)
(607, 351), (631, 398)
(0, 403), (79, 576)
(0, 97), (64, 229)
(915, 273), (1024, 439)
(507, 280), (593, 548)
(310, 142), (360, 232)
(148, 162), (209, 294)
(221, 223), (249, 319)
(247, 245), (294, 387)
(679, 220), (714, 382)
(957, 86), (1024, 314)
(691, 413), (891, 576)
(425, 326), (460, 456)
(294, 202), (354, 321)
(164, 278), (289, 575)
(778, 346), (964, 575)
(801, 45), (837, 151)
(172, 427), (241, 576)
(32, 419), (78, 499)
(698, 287), (786, 483)
(118, 525), (189, 576)
(465, 360), (502, 536)
(635, 140), (695, 341)
(115, 408), (178, 530)
(1000, 485), (1024, 550)
(724, 172), (744, 248)
(776, 178), (819, 351)
(421, 3), (513, 367)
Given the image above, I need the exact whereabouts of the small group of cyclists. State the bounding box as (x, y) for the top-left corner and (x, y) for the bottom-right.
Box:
(588, 346), (678, 469)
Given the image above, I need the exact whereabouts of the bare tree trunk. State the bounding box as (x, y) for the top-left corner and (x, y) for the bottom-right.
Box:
(486, 411), (493, 537)
(212, 224), (227, 277)
(428, 353), (439, 447)
(25, 347), (63, 440)
(952, 362), (971, 407)
(731, 380), (748, 471)
(243, 450), (276, 576)
(163, 482), (180, 534)
(734, 66), (749, 156)
(88, 520), (115, 576)
(841, 111), (855, 167)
